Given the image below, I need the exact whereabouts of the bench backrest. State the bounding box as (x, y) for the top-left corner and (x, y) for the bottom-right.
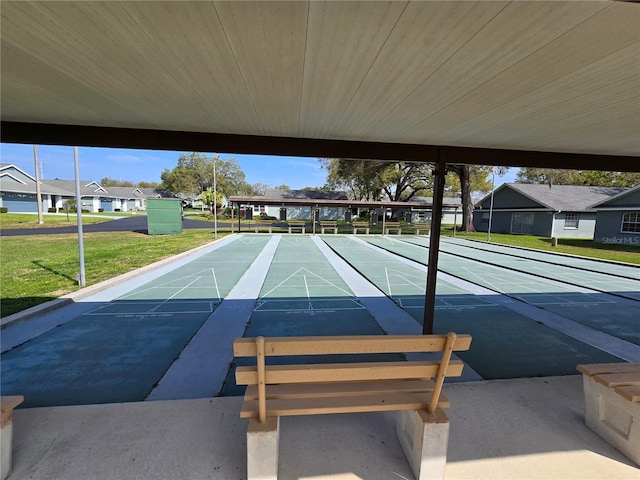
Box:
(235, 333), (471, 422)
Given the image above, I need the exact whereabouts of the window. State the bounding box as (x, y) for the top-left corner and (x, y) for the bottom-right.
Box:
(564, 213), (579, 229)
(511, 213), (534, 234)
(481, 212), (490, 225)
(621, 212), (640, 233)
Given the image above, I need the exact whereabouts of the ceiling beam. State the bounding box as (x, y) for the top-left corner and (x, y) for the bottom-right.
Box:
(2, 121), (638, 172)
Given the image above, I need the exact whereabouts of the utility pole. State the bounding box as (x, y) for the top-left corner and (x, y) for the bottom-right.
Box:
(213, 153), (219, 240)
(74, 147), (86, 287)
(33, 145), (44, 224)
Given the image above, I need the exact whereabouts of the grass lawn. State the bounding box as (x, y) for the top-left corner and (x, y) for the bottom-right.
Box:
(0, 213), (114, 229)
(0, 229), (221, 317)
(441, 228), (640, 265)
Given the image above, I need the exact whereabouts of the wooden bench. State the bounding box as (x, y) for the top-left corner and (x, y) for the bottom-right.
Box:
(319, 221), (338, 234)
(253, 222), (283, 234)
(234, 333), (471, 480)
(1, 396), (24, 480)
(577, 363), (640, 466)
(352, 221), (370, 234)
(412, 223), (430, 235)
(384, 221), (402, 235)
(287, 222), (306, 234)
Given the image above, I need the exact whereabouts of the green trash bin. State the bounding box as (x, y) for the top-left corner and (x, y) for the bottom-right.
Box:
(147, 198), (183, 235)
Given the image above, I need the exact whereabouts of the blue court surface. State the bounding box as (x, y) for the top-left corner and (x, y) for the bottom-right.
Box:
(2, 234), (638, 407)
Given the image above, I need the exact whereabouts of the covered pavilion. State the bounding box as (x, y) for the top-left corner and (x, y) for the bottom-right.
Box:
(3, 0), (638, 332)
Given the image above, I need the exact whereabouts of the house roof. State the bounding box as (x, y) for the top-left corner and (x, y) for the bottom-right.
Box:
(1, 1), (639, 170)
(263, 189), (349, 201)
(483, 183), (628, 212)
(42, 179), (107, 196)
(589, 184), (640, 208)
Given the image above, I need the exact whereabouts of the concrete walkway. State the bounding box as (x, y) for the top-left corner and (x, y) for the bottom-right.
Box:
(9, 375), (638, 480)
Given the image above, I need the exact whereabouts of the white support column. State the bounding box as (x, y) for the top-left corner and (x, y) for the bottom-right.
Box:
(247, 417), (280, 480)
(396, 408), (450, 480)
(1, 396), (24, 480)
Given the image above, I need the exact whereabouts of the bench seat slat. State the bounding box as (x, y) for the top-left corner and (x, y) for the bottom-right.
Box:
(615, 384), (640, 402)
(234, 335), (471, 357)
(240, 392), (450, 418)
(244, 379), (436, 400)
(593, 372), (640, 388)
(577, 363), (640, 376)
(236, 360), (464, 385)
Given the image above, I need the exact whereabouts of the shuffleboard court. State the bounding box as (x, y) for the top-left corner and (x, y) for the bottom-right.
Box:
(404, 236), (640, 302)
(322, 236), (621, 379)
(1, 236), (271, 408)
(442, 237), (640, 281)
(220, 235), (395, 396)
(367, 236), (640, 347)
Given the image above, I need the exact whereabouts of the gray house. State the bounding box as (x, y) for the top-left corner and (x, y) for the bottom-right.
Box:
(0, 164), (170, 213)
(473, 183), (628, 239)
(591, 184), (640, 245)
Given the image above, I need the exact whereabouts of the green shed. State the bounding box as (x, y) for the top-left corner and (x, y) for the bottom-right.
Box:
(147, 198), (183, 235)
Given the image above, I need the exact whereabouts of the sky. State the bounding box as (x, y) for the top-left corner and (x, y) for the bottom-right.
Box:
(0, 142), (517, 191)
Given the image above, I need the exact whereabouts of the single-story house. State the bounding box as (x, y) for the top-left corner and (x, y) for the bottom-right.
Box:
(230, 189), (462, 223)
(591, 184), (640, 245)
(0, 164), (171, 213)
(254, 189), (348, 220)
(473, 183), (628, 239)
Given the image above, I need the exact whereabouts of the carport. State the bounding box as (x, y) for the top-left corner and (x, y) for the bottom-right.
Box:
(2, 1), (639, 334)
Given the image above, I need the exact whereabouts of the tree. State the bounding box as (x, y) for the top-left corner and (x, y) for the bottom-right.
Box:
(274, 184), (290, 190)
(100, 177), (134, 187)
(201, 189), (223, 214)
(516, 168), (640, 187)
(252, 183), (270, 195)
(322, 158), (500, 230)
(439, 165), (505, 232)
(137, 181), (161, 189)
(322, 158), (433, 201)
(161, 152), (253, 197)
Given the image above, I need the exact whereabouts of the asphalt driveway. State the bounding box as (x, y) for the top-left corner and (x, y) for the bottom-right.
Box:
(0, 216), (227, 236)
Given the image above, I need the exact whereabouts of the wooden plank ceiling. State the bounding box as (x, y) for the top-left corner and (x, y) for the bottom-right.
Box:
(1, 1), (639, 168)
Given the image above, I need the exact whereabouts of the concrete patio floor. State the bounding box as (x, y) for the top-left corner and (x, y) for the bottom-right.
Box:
(9, 375), (638, 480)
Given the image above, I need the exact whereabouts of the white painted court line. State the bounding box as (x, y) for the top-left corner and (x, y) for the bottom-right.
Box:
(211, 267), (221, 300)
(146, 235), (281, 401)
(260, 267), (353, 298)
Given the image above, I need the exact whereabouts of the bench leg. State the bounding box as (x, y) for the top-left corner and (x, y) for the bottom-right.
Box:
(581, 375), (640, 465)
(1, 396), (23, 480)
(396, 408), (449, 480)
(247, 417), (280, 480)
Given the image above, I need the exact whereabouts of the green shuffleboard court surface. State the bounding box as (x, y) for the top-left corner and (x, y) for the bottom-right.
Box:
(1, 236), (270, 407)
(323, 236), (623, 379)
(372, 236), (640, 347)
(220, 236), (395, 396)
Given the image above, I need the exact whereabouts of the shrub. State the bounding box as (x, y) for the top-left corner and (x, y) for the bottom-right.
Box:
(48, 208), (57, 213)
(0, 207), (7, 214)
(98, 208), (104, 213)
(114, 208), (121, 212)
